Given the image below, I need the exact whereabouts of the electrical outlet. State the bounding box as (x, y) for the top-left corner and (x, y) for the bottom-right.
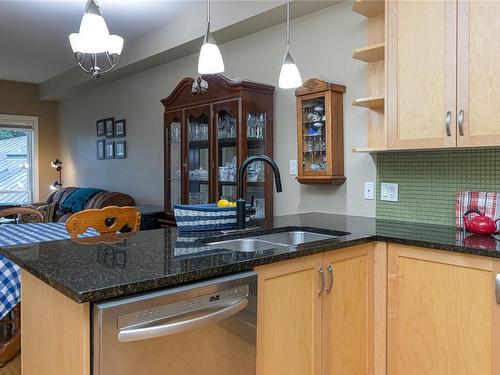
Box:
(381, 182), (399, 202)
(364, 182), (375, 200)
(289, 160), (297, 176)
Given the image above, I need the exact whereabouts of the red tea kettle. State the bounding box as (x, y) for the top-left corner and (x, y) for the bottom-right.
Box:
(463, 209), (500, 235)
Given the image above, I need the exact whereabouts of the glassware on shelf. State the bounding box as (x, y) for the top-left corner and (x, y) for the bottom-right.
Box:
(247, 112), (265, 139)
(218, 158), (237, 182)
(170, 122), (181, 143)
(218, 111), (237, 139)
(255, 198), (265, 219)
(188, 121), (209, 142)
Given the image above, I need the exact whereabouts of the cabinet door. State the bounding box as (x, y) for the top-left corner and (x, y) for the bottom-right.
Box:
(387, 244), (499, 374)
(457, 1), (500, 147)
(387, 0), (457, 149)
(214, 100), (239, 202)
(322, 244), (375, 375)
(184, 105), (212, 204)
(256, 255), (322, 375)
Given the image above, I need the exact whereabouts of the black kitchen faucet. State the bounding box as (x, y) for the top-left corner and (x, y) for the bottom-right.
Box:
(236, 155), (283, 229)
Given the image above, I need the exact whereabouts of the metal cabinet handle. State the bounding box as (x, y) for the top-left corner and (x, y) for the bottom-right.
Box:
(317, 267), (324, 296)
(326, 264), (334, 293)
(496, 274), (500, 304)
(445, 111), (452, 136)
(117, 298), (248, 342)
(458, 110), (464, 136)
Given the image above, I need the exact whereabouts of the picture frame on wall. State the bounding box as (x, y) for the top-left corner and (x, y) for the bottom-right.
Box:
(115, 140), (126, 159)
(114, 119), (126, 137)
(104, 117), (114, 138)
(96, 120), (105, 137)
(97, 139), (105, 160)
(105, 141), (115, 159)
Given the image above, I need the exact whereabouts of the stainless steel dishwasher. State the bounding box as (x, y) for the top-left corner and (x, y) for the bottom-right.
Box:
(93, 272), (257, 375)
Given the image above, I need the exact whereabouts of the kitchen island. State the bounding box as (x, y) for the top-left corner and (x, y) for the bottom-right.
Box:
(1, 212), (499, 375)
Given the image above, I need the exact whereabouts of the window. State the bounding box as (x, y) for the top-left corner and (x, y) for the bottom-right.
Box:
(0, 115), (38, 205)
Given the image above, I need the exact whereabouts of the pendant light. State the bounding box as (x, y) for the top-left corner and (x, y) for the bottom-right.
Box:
(198, 0), (224, 74)
(278, 0), (302, 89)
(69, 0), (124, 79)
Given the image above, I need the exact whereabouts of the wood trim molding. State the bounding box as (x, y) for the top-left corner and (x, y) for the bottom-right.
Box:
(161, 74), (275, 108)
(295, 78), (346, 96)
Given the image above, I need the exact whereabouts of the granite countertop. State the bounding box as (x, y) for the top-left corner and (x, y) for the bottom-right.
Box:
(1, 212), (499, 304)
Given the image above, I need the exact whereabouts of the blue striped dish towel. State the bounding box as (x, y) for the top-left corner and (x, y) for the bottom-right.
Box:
(174, 203), (245, 232)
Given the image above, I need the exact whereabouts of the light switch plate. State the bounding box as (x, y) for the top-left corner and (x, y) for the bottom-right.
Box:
(381, 182), (399, 202)
(364, 182), (375, 200)
(289, 160), (297, 176)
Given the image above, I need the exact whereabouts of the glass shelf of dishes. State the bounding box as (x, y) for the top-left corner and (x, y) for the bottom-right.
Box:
(295, 79), (346, 185)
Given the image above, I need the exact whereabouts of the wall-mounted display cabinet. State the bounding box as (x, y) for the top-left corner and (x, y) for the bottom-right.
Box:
(295, 79), (346, 185)
(353, 0), (500, 152)
(162, 74), (274, 225)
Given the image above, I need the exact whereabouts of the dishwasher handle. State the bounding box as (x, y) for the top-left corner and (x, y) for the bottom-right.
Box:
(117, 298), (248, 343)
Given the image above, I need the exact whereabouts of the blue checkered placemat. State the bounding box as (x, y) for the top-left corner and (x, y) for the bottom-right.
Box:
(0, 222), (99, 319)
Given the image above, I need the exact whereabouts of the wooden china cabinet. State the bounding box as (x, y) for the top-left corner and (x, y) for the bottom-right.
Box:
(295, 79), (346, 184)
(162, 74), (275, 225)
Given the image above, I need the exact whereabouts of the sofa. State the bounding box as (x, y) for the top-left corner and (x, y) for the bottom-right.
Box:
(45, 187), (135, 222)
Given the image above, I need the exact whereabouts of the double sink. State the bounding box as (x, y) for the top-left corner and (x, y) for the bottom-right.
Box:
(207, 229), (349, 252)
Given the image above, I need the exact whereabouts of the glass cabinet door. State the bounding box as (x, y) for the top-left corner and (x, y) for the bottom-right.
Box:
(185, 106), (211, 205)
(215, 101), (238, 202)
(300, 95), (327, 174)
(246, 112), (266, 219)
(165, 112), (182, 215)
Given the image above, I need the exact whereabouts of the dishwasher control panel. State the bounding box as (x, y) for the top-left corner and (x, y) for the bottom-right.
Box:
(117, 284), (249, 329)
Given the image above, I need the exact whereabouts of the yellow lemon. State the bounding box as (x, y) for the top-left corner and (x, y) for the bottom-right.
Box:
(217, 199), (230, 208)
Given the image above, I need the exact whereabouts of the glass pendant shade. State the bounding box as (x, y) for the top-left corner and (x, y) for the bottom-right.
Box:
(278, 50), (302, 89)
(198, 30), (224, 74)
(69, 13), (123, 55)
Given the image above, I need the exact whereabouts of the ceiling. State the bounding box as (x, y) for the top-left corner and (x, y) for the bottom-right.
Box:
(0, 0), (218, 83)
(0, 0), (338, 97)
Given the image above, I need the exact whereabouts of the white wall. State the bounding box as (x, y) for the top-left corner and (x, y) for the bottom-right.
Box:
(57, 1), (376, 217)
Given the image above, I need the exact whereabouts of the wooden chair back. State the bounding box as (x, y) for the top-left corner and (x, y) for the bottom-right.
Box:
(0, 207), (43, 223)
(65, 206), (141, 239)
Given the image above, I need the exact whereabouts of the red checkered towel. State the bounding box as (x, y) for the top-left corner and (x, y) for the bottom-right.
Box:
(456, 191), (500, 228)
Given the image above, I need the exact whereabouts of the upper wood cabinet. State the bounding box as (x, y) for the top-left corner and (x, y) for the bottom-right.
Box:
(387, 0), (457, 149)
(295, 79), (346, 185)
(457, 1), (500, 147)
(387, 244), (500, 374)
(355, 0), (500, 152)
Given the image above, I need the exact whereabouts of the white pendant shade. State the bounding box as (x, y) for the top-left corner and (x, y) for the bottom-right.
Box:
(198, 32), (224, 74)
(69, 8), (123, 55)
(278, 51), (302, 89)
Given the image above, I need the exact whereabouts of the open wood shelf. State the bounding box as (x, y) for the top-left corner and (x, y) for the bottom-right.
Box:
(352, 0), (385, 17)
(352, 96), (384, 109)
(352, 146), (387, 153)
(352, 43), (385, 63)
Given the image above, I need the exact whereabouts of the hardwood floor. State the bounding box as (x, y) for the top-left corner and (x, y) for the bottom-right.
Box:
(0, 355), (20, 375)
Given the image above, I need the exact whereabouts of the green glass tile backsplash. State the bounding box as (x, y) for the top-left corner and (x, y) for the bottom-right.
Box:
(376, 149), (500, 226)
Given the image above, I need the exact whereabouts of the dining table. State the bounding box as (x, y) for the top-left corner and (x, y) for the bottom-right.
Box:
(0, 222), (98, 319)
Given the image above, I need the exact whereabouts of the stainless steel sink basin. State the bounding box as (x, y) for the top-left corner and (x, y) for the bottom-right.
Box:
(207, 230), (339, 252)
(254, 231), (338, 246)
(208, 238), (289, 252)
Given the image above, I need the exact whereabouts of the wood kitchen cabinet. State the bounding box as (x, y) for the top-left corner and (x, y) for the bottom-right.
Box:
(295, 79), (346, 185)
(386, 0), (457, 149)
(256, 242), (387, 375)
(162, 74), (274, 225)
(387, 244), (500, 374)
(457, 1), (500, 147)
(379, 0), (500, 151)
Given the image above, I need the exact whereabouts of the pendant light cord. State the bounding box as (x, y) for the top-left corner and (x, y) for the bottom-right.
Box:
(207, 0), (211, 28)
(286, 0), (290, 49)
